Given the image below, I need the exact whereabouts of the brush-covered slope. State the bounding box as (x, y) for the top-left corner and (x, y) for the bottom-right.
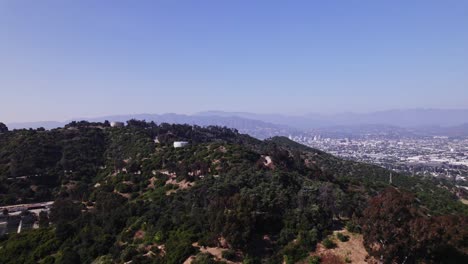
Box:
(0, 120), (466, 264)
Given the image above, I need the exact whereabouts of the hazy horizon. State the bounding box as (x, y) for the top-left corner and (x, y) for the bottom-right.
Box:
(2, 107), (468, 124)
(2, 1), (468, 123)
(5, 108), (468, 131)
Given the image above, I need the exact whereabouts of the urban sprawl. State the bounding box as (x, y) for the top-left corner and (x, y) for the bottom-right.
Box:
(290, 134), (468, 185)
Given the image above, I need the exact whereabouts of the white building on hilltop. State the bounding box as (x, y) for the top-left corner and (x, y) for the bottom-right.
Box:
(110, 121), (125, 128)
(173, 141), (189, 148)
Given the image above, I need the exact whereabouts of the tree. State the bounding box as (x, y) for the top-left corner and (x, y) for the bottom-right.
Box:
(361, 188), (419, 263)
(164, 230), (196, 264)
(39, 211), (50, 228)
(361, 188), (468, 263)
(50, 199), (81, 224)
(0, 122), (8, 133)
(56, 248), (81, 264)
(127, 119), (149, 129)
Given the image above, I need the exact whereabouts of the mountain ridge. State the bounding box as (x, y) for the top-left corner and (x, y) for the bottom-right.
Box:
(7, 109), (468, 139)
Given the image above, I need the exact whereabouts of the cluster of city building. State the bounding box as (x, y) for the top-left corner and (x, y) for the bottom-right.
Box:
(289, 134), (468, 183)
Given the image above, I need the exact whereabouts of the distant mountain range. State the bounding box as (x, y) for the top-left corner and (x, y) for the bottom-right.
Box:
(6, 109), (468, 138)
(6, 113), (298, 139)
(197, 109), (468, 129)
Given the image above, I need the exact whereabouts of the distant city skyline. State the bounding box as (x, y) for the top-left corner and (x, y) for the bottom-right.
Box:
(1, 1), (468, 123)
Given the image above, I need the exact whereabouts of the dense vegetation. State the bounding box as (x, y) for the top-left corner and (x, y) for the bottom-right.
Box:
(362, 188), (467, 263)
(0, 121), (466, 263)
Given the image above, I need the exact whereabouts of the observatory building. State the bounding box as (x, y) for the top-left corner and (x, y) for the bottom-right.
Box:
(110, 121), (125, 128)
(173, 141), (189, 148)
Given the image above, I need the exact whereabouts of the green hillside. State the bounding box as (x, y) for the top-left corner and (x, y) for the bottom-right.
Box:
(0, 121), (466, 264)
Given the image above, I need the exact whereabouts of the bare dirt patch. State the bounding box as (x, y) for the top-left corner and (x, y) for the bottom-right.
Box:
(133, 230), (145, 240)
(148, 177), (157, 189)
(217, 146), (228, 153)
(165, 178), (194, 189)
(165, 179), (194, 195)
(460, 198), (468, 205)
(313, 230), (377, 264)
(113, 190), (131, 199)
(183, 242), (241, 264)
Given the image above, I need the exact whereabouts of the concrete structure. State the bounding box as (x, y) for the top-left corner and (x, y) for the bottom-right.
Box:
(0, 201), (53, 235)
(0, 221), (6, 236)
(173, 141), (189, 148)
(0, 201), (54, 214)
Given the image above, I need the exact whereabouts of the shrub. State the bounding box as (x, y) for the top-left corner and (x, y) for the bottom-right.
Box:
(192, 253), (218, 264)
(336, 233), (349, 242)
(322, 238), (336, 249)
(309, 255), (321, 264)
(243, 254), (260, 264)
(345, 256), (352, 263)
(153, 231), (165, 243)
(300, 228), (318, 248)
(120, 245), (138, 262)
(164, 230), (196, 264)
(198, 232), (218, 247)
(115, 183), (131, 193)
(42, 256), (55, 264)
(222, 249), (237, 261)
(345, 221), (360, 233)
(281, 242), (308, 264)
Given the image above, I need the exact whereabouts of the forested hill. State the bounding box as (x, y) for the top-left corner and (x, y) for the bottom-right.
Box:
(0, 120), (467, 264)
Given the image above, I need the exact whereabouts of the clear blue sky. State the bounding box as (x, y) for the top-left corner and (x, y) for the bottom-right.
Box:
(1, 0), (468, 122)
